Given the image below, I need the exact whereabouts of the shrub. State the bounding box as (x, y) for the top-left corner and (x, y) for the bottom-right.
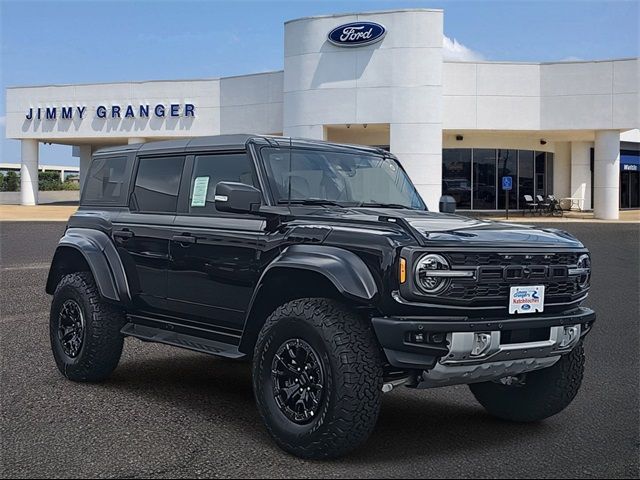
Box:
(61, 180), (80, 191)
(39, 171), (63, 191)
(4, 171), (20, 192)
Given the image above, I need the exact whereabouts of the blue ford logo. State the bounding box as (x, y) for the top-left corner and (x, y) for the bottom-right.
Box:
(327, 21), (386, 47)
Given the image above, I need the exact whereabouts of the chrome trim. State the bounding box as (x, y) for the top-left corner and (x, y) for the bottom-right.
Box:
(568, 267), (590, 275)
(416, 356), (560, 389)
(415, 324), (582, 389)
(440, 325), (581, 366)
(422, 270), (475, 278)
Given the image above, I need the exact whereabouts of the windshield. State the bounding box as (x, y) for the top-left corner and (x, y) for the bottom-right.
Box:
(261, 147), (426, 210)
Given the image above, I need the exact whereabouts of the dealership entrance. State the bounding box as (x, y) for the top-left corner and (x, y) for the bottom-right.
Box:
(620, 150), (640, 209)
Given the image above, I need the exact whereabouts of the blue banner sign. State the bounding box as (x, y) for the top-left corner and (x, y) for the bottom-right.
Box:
(328, 21), (386, 47)
(502, 176), (513, 190)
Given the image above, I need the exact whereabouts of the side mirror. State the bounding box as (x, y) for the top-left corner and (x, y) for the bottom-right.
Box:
(439, 195), (456, 214)
(214, 182), (262, 214)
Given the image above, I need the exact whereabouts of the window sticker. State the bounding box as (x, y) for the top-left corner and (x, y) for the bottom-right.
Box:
(191, 176), (210, 207)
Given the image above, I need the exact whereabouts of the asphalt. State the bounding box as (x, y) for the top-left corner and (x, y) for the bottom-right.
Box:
(1, 221), (638, 479)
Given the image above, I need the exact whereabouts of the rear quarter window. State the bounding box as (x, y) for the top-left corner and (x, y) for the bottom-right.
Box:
(81, 156), (129, 205)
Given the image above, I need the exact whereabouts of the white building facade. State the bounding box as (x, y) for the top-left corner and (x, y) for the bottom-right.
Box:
(5, 9), (639, 218)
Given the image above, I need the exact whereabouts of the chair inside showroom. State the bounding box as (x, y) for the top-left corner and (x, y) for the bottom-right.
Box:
(523, 195), (539, 216)
(537, 195), (552, 214)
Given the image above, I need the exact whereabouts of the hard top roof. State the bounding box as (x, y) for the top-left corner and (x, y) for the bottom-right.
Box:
(92, 134), (389, 157)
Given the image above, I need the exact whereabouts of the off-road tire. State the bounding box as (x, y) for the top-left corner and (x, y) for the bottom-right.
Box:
(253, 298), (384, 459)
(50, 272), (125, 382)
(469, 343), (585, 422)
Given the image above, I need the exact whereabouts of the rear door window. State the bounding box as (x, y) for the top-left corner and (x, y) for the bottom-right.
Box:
(81, 156), (128, 205)
(132, 156), (185, 213)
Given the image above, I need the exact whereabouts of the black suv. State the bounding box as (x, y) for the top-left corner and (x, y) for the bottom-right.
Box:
(46, 135), (595, 459)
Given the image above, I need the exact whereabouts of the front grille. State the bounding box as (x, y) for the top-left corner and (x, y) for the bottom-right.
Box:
(442, 252), (586, 303)
(447, 279), (580, 300)
(448, 252), (579, 267)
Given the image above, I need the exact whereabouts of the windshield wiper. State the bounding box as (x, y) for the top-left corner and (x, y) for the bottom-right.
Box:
(279, 199), (346, 207)
(357, 202), (413, 209)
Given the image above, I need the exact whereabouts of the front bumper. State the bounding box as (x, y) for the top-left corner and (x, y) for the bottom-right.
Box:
(372, 307), (595, 376)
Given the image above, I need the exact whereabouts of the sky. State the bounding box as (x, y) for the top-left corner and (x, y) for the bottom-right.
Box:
(1, 0), (638, 167)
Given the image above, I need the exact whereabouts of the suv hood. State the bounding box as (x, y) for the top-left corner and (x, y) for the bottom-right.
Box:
(294, 206), (584, 249)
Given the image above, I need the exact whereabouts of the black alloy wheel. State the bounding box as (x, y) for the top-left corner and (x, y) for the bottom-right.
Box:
(271, 338), (325, 425)
(57, 299), (85, 358)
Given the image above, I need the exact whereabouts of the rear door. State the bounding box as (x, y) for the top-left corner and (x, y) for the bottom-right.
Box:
(168, 151), (265, 330)
(113, 154), (186, 311)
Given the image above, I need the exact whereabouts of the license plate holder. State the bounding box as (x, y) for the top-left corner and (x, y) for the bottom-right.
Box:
(509, 285), (545, 314)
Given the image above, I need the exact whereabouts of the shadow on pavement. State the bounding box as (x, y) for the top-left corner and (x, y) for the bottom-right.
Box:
(103, 351), (549, 464)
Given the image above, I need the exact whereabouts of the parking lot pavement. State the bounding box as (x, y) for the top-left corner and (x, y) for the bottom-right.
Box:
(1, 221), (638, 479)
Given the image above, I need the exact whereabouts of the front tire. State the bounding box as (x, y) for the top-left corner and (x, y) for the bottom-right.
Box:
(252, 298), (384, 459)
(469, 343), (585, 422)
(50, 272), (125, 382)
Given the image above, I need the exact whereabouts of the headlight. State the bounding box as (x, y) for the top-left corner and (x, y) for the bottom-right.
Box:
(415, 254), (451, 294)
(576, 254), (591, 289)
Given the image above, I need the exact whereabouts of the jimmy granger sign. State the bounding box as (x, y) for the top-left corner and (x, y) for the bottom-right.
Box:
(25, 103), (196, 120)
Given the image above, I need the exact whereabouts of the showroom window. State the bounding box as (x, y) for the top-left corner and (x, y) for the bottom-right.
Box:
(442, 149), (554, 210)
(442, 149), (471, 209)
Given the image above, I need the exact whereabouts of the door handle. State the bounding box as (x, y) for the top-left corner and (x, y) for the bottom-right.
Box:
(113, 229), (134, 240)
(171, 234), (197, 245)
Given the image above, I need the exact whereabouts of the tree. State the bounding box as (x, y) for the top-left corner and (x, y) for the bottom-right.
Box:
(39, 171), (63, 191)
(4, 171), (20, 192)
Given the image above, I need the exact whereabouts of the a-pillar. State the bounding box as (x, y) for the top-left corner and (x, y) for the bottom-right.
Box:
(20, 139), (39, 205)
(593, 130), (620, 220)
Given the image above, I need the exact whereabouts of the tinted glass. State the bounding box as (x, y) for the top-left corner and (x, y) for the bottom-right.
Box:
(535, 152), (546, 198)
(518, 150), (534, 208)
(442, 149), (471, 209)
(546, 153), (554, 198)
(261, 148), (425, 210)
(188, 153), (257, 214)
(82, 156), (127, 205)
(133, 156), (185, 213)
(497, 149), (517, 210)
(473, 149), (496, 209)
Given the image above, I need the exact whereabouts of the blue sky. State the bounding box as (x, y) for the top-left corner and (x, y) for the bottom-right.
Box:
(1, 0), (638, 166)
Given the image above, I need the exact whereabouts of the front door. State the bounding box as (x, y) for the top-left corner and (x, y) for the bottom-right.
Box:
(167, 152), (265, 330)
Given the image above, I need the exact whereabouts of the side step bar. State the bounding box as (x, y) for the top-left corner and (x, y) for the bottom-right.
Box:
(121, 323), (245, 359)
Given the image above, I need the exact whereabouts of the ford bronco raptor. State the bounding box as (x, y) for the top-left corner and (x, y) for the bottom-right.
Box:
(47, 135), (594, 459)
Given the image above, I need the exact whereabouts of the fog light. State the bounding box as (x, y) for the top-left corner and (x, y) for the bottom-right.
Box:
(471, 333), (492, 357)
(560, 325), (580, 348)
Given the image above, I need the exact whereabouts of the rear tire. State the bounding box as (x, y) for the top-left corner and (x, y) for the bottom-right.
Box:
(469, 343), (585, 422)
(252, 298), (383, 459)
(50, 272), (125, 382)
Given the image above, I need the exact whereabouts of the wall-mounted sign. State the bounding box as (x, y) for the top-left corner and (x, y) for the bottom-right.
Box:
(25, 103), (195, 121)
(327, 21), (386, 47)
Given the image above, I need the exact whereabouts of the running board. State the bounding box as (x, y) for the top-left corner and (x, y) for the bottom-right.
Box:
(121, 323), (245, 359)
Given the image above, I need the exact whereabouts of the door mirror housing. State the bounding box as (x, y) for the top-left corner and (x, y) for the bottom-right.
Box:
(214, 182), (262, 214)
(439, 195), (456, 214)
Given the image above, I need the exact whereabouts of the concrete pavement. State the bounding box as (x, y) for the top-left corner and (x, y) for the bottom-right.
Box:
(0, 221), (638, 478)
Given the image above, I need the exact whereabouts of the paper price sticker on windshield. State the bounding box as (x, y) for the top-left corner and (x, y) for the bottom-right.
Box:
(509, 286), (545, 314)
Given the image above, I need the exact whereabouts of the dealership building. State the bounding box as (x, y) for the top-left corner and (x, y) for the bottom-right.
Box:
(5, 8), (639, 218)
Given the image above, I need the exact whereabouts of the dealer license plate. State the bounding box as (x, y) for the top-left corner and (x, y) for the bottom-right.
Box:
(509, 285), (545, 314)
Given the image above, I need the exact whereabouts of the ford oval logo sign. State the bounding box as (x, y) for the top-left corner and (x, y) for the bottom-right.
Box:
(327, 21), (386, 47)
